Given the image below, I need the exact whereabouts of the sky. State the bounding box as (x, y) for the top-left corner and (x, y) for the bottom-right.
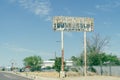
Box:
(0, 0), (120, 67)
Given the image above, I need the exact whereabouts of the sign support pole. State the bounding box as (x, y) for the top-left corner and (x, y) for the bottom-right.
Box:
(53, 16), (94, 78)
(61, 30), (64, 71)
(60, 30), (65, 78)
(84, 31), (87, 76)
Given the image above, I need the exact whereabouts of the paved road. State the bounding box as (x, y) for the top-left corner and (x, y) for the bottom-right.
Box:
(0, 72), (33, 80)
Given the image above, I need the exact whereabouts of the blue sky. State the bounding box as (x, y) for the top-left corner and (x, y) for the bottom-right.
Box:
(0, 0), (120, 67)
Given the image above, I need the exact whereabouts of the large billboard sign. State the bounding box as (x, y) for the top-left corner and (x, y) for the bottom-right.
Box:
(53, 16), (94, 32)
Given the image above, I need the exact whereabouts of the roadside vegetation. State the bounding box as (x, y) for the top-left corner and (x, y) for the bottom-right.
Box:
(71, 34), (120, 74)
(2, 34), (119, 77)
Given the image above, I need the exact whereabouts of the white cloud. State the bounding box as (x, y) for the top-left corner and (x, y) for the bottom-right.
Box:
(96, 0), (120, 11)
(10, 0), (51, 20)
(11, 47), (35, 53)
(1, 43), (53, 59)
(3, 43), (36, 53)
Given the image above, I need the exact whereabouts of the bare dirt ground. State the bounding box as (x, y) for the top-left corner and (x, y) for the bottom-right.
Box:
(18, 72), (120, 80)
(64, 76), (120, 80)
(32, 76), (120, 80)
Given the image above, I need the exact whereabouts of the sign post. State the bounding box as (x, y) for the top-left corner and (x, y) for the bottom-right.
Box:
(60, 30), (65, 78)
(53, 16), (94, 77)
(84, 31), (87, 76)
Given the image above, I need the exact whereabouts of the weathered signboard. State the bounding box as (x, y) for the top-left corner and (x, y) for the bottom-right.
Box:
(53, 16), (94, 32)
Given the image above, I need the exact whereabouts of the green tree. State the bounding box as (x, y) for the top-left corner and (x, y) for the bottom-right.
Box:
(87, 34), (109, 74)
(23, 55), (43, 71)
(53, 57), (66, 72)
(104, 54), (120, 65)
(53, 57), (61, 72)
(71, 34), (110, 73)
(71, 55), (84, 66)
(88, 52), (120, 66)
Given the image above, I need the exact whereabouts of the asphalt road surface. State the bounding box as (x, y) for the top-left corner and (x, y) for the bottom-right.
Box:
(0, 72), (33, 80)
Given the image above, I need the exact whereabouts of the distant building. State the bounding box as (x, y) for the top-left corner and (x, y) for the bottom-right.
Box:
(41, 60), (73, 68)
(65, 61), (73, 67)
(42, 60), (54, 68)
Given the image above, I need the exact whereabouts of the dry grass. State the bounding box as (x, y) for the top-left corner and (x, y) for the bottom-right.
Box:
(19, 72), (120, 80)
(22, 72), (60, 78)
(65, 76), (120, 80)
